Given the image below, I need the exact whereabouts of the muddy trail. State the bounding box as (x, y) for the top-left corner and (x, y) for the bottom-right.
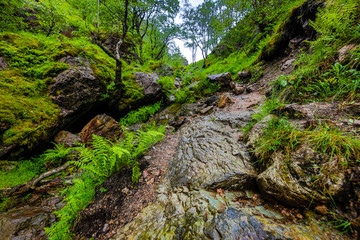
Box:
(71, 53), (358, 239)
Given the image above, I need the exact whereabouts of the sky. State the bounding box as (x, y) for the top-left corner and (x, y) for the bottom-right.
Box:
(174, 0), (204, 64)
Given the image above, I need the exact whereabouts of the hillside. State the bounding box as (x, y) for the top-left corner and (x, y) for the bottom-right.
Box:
(0, 0), (360, 239)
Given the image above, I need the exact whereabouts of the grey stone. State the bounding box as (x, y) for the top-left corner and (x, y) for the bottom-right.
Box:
(50, 57), (106, 118)
(134, 72), (162, 99)
(0, 207), (51, 240)
(207, 73), (232, 87)
(167, 119), (257, 190)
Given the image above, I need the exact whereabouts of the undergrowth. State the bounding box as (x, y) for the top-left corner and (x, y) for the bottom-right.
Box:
(45, 124), (166, 240)
(254, 118), (360, 166)
(119, 101), (162, 126)
(0, 143), (70, 188)
(271, 0), (360, 103)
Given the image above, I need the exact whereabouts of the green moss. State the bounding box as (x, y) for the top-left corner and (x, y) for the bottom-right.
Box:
(0, 32), (115, 149)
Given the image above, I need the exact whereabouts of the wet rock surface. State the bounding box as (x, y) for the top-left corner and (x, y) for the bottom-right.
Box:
(49, 57), (106, 119)
(134, 72), (162, 101)
(208, 73), (232, 87)
(112, 107), (347, 239)
(0, 57), (8, 70)
(0, 207), (52, 240)
(79, 114), (123, 144)
(167, 119), (256, 190)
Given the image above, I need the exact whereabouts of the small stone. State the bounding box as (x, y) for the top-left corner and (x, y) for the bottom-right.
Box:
(218, 94), (232, 108)
(144, 156), (151, 160)
(102, 223), (109, 232)
(233, 86), (245, 95)
(121, 187), (130, 195)
(352, 216), (360, 229)
(296, 213), (304, 219)
(238, 71), (251, 79)
(216, 188), (225, 197)
(238, 133), (245, 141)
(54, 130), (81, 148)
(229, 81), (236, 89)
(200, 106), (214, 115)
(143, 170), (149, 178)
(315, 205), (328, 215)
(147, 178), (154, 185)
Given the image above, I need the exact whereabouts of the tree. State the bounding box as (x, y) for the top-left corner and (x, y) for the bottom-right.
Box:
(181, 0), (219, 67)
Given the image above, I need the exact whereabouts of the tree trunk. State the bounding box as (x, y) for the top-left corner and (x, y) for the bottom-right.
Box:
(115, 59), (122, 89)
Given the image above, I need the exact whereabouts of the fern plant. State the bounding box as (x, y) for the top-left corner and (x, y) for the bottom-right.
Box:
(46, 124), (166, 240)
(119, 101), (162, 126)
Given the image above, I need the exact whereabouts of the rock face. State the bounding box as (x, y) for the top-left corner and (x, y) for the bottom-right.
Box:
(0, 207), (51, 240)
(112, 112), (346, 240)
(49, 56), (106, 119)
(167, 119), (256, 190)
(207, 73), (232, 88)
(79, 114), (123, 144)
(134, 72), (162, 101)
(257, 145), (347, 208)
(338, 44), (358, 62)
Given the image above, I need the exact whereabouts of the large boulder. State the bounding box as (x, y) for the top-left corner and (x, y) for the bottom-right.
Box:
(134, 72), (162, 101)
(79, 114), (123, 144)
(257, 145), (347, 207)
(49, 57), (107, 119)
(207, 72), (232, 88)
(167, 119), (257, 190)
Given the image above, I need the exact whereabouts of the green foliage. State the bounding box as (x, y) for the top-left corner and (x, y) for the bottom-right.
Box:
(157, 76), (175, 97)
(306, 123), (360, 164)
(243, 97), (283, 134)
(0, 0), (26, 31)
(254, 118), (360, 165)
(119, 101), (162, 126)
(274, 0), (360, 103)
(279, 62), (360, 103)
(174, 88), (194, 104)
(45, 175), (96, 240)
(329, 214), (354, 234)
(0, 143), (71, 188)
(254, 117), (300, 162)
(46, 125), (165, 240)
(72, 135), (132, 181)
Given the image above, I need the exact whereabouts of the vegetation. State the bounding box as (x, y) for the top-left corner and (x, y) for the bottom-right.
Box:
(1, 0), (360, 238)
(270, 0), (360, 103)
(46, 124), (166, 240)
(0, 143), (70, 189)
(119, 101), (162, 126)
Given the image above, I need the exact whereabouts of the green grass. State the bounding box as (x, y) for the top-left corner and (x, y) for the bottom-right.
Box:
(0, 143), (71, 188)
(269, 0), (360, 103)
(254, 118), (360, 166)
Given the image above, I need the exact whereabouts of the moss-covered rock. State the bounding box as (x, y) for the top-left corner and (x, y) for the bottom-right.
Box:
(0, 32), (114, 159)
